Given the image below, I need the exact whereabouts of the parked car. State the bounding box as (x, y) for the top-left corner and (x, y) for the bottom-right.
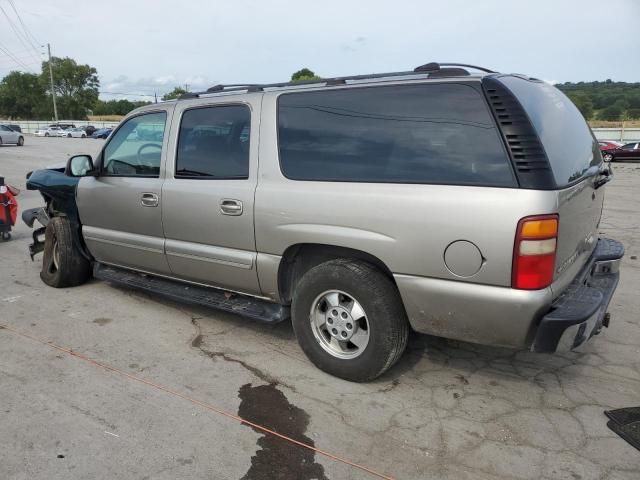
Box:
(21, 62), (624, 381)
(49, 123), (76, 130)
(598, 141), (623, 152)
(7, 124), (21, 133)
(83, 125), (97, 136)
(0, 124), (24, 146)
(65, 127), (88, 138)
(34, 126), (63, 137)
(91, 128), (113, 139)
(602, 142), (640, 162)
(56, 127), (72, 137)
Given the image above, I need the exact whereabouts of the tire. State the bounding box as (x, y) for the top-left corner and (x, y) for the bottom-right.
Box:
(81, 134), (86, 138)
(291, 259), (409, 382)
(67, 133), (72, 138)
(604, 153), (613, 162)
(17, 136), (24, 146)
(45, 132), (49, 137)
(0, 137), (3, 146)
(40, 217), (91, 288)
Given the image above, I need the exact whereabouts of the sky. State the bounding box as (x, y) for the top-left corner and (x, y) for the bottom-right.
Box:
(1, 0), (638, 101)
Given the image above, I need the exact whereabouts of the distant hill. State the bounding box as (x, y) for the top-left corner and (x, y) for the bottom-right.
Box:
(555, 80), (640, 121)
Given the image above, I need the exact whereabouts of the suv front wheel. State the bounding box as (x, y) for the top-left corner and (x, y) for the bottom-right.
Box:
(40, 217), (91, 288)
(291, 259), (409, 382)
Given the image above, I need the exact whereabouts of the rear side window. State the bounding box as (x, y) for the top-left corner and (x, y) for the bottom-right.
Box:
(176, 105), (250, 179)
(499, 77), (601, 186)
(277, 83), (514, 186)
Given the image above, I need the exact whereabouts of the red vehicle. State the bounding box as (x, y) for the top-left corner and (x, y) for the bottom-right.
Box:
(602, 142), (640, 162)
(599, 141), (623, 152)
(0, 177), (19, 241)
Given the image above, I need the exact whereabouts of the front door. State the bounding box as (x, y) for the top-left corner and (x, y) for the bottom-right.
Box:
(76, 107), (173, 274)
(161, 95), (262, 295)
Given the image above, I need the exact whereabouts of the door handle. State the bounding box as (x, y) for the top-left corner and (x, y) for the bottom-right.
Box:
(141, 192), (159, 207)
(220, 199), (243, 216)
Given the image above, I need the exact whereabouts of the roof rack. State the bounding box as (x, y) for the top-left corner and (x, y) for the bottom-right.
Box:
(177, 62), (496, 100)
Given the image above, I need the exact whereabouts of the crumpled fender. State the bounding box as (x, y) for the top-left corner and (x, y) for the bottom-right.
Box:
(24, 168), (92, 260)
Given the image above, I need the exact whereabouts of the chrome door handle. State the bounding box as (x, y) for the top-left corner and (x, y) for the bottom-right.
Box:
(219, 199), (243, 216)
(141, 192), (159, 207)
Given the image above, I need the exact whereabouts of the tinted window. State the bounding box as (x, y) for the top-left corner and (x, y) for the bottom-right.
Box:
(103, 112), (166, 177)
(176, 105), (250, 179)
(499, 77), (601, 186)
(277, 84), (514, 186)
(621, 143), (637, 150)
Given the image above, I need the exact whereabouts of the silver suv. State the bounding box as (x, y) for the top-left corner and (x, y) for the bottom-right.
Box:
(23, 63), (624, 381)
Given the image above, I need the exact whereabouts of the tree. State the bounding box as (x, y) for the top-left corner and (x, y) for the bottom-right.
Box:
(0, 71), (47, 119)
(162, 87), (187, 100)
(291, 68), (321, 82)
(599, 104), (624, 121)
(40, 56), (99, 119)
(567, 93), (593, 120)
(627, 108), (640, 119)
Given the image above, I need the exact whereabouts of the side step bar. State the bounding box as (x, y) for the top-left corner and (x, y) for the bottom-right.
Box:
(93, 263), (288, 324)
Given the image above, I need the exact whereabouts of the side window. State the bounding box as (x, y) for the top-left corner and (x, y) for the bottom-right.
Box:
(176, 105), (250, 179)
(102, 111), (167, 177)
(277, 84), (515, 187)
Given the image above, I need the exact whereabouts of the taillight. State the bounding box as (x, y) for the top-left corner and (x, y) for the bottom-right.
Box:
(512, 214), (559, 290)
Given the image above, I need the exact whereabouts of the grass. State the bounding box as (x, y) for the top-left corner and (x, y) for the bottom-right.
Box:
(87, 115), (124, 122)
(589, 120), (640, 128)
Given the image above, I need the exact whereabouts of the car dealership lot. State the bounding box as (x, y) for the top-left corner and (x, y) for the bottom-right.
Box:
(1, 137), (639, 480)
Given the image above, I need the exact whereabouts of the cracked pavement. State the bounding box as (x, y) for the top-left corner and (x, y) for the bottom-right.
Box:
(1, 138), (639, 479)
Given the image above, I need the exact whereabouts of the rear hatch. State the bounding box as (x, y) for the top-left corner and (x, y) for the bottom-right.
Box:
(497, 76), (605, 295)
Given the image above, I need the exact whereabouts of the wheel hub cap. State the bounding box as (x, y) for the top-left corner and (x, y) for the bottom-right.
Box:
(309, 290), (370, 359)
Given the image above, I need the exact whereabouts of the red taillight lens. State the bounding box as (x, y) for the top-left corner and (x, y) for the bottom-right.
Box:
(512, 215), (559, 290)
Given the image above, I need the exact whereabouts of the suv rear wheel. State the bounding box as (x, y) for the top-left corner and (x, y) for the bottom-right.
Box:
(291, 259), (408, 382)
(40, 217), (91, 288)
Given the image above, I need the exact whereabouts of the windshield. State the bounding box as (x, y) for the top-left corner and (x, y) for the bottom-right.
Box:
(499, 76), (601, 186)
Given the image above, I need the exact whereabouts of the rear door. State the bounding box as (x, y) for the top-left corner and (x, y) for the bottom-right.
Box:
(161, 94), (262, 295)
(617, 143), (640, 160)
(76, 106), (174, 274)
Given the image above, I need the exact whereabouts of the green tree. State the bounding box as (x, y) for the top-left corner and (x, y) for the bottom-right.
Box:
(40, 56), (99, 119)
(162, 87), (187, 100)
(599, 104), (624, 121)
(0, 71), (47, 119)
(291, 68), (321, 82)
(567, 93), (594, 120)
(627, 108), (640, 119)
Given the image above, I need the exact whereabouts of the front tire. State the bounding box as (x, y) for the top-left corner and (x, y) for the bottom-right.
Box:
(17, 136), (24, 146)
(40, 217), (91, 288)
(604, 153), (614, 162)
(291, 259), (409, 382)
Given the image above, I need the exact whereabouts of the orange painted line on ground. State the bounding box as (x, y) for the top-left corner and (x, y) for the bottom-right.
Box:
(0, 323), (396, 480)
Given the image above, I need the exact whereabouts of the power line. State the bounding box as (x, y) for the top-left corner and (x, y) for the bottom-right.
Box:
(6, 0), (42, 50)
(0, 40), (34, 72)
(0, 2), (41, 65)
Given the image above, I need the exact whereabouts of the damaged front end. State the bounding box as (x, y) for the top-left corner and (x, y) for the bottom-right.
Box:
(22, 166), (90, 261)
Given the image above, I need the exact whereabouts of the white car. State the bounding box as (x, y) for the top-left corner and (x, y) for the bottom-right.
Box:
(64, 127), (88, 138)
(0, 124), (25, 146)
(34, 127), (63, 137)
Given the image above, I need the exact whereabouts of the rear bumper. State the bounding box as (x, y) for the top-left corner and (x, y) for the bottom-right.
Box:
(531, 238), (624, 353)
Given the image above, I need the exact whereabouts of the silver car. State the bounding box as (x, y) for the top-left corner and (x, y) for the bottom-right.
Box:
(0, 124), (24, 146)
(22, 62), (624, 381)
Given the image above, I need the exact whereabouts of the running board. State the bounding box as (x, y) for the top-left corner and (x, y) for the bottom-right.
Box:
(93, 263), (288, 324)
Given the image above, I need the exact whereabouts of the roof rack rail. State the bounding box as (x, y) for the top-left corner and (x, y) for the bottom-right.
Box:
(177, 62), (496, 100)
(414, 62), (495, 73)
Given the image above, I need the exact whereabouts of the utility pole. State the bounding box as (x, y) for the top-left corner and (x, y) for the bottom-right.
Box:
(47, 43), (58, 122)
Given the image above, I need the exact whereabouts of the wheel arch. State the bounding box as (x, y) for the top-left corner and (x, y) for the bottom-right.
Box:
(277, 243), (396, 305)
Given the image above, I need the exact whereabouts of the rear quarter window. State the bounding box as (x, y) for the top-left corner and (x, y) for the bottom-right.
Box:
(498, 76), (601, 186)
(277, 83), (515, 187)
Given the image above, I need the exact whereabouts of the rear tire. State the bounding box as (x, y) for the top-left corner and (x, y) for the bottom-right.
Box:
(291, 259), (409, 382)
(40, 217), (91, 288)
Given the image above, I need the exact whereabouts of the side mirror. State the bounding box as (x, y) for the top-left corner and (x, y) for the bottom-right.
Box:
(66, 154), (95, 177)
